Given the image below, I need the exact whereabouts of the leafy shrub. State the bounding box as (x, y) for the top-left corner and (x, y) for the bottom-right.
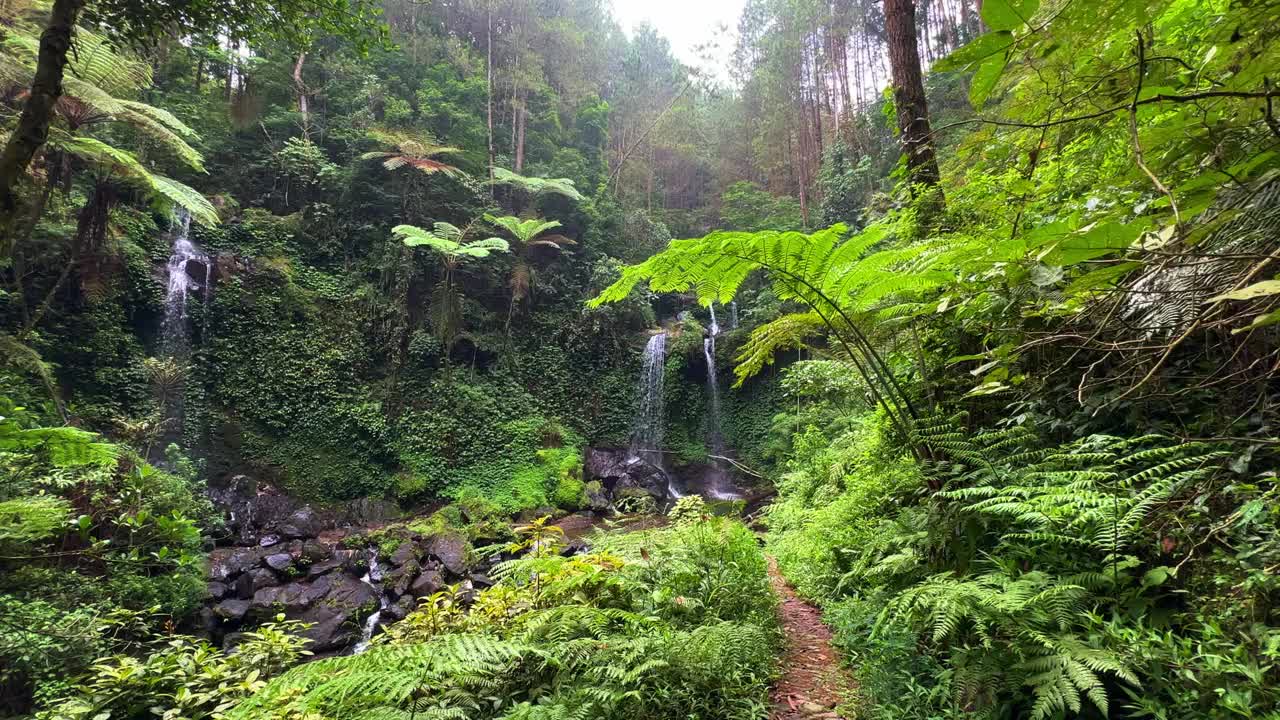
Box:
(236, 519), (778, 720)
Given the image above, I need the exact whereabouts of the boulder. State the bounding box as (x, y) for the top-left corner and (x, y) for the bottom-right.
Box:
(385, 558), (420, 597)
(208, 546), (265, 580)
(428, 533), (468, 576)
(585, 447), (669, 501)
(258, 534), (281, 547)
(235, 568), (280, 599)
(409, 568), (444, 598)
(469, 572), (493, 589)
(389, 541), (417, 567)
(307, 556), (345, 578)
(300, 540), (331, 565)
(296, 606), (357, 652)
(250, 582), (311, 616)
(207, 581), (229, 599)
(279, 506), (321, 539)
(213, 599), (250, 621)
(264, 552), (294, 572)
(386, 595), (416, 622)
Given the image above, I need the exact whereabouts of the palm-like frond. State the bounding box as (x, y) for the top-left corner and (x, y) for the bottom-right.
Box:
(484, 214), (564, 244)
(733, 312), (826, 386)
(48, 133), (217, 225)
(393, 224), (509, 259)
(363, 128), (463, 177)
(489, 167), (583, 202)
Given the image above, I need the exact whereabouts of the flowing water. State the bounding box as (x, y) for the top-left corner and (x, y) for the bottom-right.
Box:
(352, 549), (390, 654)
(630, 332), (667, 455)
(629, 332), (681, 498)
(730, 301), (739, 330)
(703, 305), (723, 450)
(702, 306), (741, 500)
(161, 211), (211, 357)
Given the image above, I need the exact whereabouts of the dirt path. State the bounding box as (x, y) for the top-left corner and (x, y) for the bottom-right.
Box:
(768, 557), (854, 719)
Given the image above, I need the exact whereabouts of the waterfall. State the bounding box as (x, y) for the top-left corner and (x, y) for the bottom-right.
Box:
(352, 548), (390, 654)
(630, 332), (667, 457)
(702, 306), (740, 500)
(161, 211), (211, 357)
(629, 332), (680, 498)
(703, 305), (722, 450)
(730, 301), (739, 330)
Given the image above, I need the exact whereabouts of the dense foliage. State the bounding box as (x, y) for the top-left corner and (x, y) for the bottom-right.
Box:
(4, 0), (1280, 717)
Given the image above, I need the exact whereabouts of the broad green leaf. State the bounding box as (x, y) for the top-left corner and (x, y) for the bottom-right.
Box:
(1043, 221), (1146, 266)
(1232, 308), (1280, 334)
(933, 31), (1014, 72)
(969, 55), (1007, 107)
(1206, 280), (1280, 303)
(981, 0), (1040, 31)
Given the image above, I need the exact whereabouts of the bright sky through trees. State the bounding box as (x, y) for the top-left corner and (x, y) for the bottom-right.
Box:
(610, 0), (744, 83)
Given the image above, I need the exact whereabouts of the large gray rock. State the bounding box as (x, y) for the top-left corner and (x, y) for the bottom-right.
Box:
(235, 568), (280, 599)
(214, 599), (250, 621)
(208, 547), (266, 580)
(428, 534), (469, 576)
(585, 447), (669, 501)
(389, 541), (417, 567)
(264, 552), (294, 572)
(410, 568), (444, 597)
(279, 506), (321, 539)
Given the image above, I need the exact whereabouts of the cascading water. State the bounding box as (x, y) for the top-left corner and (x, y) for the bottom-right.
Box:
(630, 332), (667, 455)
(160, 211), (211, 357)
(703, 305), (722, 448)
(702, 306), (740, 500)
(730, 301), (739, 330)
(629, 332), (680, 497)
(352, 548), (391, 654)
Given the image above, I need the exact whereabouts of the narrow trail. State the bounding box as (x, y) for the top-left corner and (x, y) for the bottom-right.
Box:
(767, 557), (854, 720)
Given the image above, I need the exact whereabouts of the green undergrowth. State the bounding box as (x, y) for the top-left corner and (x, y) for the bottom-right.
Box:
(235, 517), (780, 719)
(767, 411), (1280, 720)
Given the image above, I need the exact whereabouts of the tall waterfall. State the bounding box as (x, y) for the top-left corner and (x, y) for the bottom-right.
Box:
(161, 211), (210, 356)
(703, 306), (723, 451)
(729, 301), (739, 330)
(702, 306), (740, 499)
(630, 332), (667, 455)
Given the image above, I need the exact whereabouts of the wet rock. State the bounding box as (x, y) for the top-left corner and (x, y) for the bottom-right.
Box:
(428, 533), (468, 576)
(385, 558), (419, 597)
(214, 598), (250, 621)
(469, 573), (493, 589)
(208, 546), (265, 580)
(265, 552), (294, 572)
(410, 569), (444, 597)
(585, 481), (613, 513)
(300, 541), (331, 565)
(585, 447), (669, 501)
(279, 506), (320, 539)
(196, 607), (219, 633)
(235, 568), (280, 599)
(307, 556), (345, 578)
(389, 541), (417, 567)
(207, 581), (229, 599)
(296, 606), (356, 652)
(259, 534), (281, 547)
(386, 595), (416, 621)
(250, 582), (310, 616)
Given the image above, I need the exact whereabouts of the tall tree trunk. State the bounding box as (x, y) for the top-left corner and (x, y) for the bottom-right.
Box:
(884, 0), (942, 191)
(486, 0), (495, 188)
(293, 52), (310, 137)
(514, 99), (526, 172)
(0, 0), (84, 215)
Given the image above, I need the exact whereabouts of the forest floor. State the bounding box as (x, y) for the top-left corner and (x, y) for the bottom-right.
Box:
(768, 557), (854, 719)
